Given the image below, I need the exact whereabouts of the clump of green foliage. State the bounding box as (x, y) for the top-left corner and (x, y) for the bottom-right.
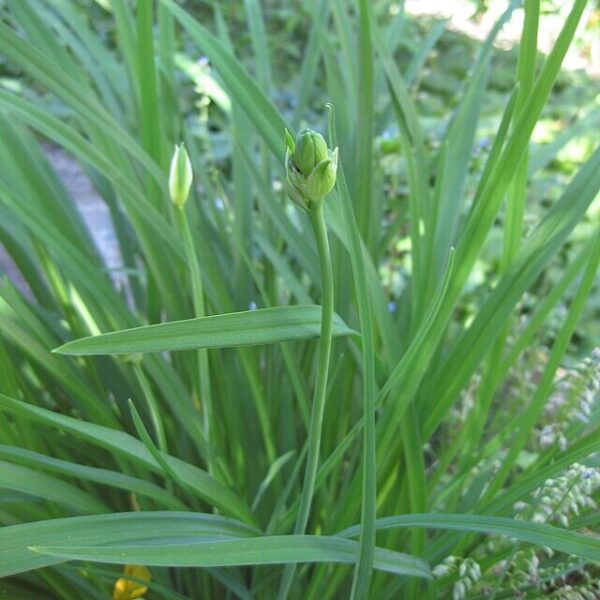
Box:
(0, 1), (599, 599)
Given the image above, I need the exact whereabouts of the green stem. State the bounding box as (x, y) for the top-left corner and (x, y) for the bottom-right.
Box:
(175, 207), (215, 475)
(278, 201), (334, 599)
(132, 361), (169, 478)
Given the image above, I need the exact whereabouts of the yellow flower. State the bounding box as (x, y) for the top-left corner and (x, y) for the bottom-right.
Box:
(112, 564), (151, 600)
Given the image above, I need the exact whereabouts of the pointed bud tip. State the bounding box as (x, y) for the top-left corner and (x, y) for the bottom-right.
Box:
(284, 129), (295, 154)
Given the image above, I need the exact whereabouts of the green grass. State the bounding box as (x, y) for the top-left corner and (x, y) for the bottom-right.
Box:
(0, 1), (599, 598)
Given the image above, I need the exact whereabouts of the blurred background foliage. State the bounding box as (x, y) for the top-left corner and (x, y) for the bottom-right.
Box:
(3, 0), (596, 353)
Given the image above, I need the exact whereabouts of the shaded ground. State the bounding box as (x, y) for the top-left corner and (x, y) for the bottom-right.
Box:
(0, 145), (119, 295)
(43, 143), (121, 273)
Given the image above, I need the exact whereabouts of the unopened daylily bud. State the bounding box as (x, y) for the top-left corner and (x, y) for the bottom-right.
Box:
(285, 128), (338, 210)
(169, 143), (193, 208)
(293, 129), (329, 176)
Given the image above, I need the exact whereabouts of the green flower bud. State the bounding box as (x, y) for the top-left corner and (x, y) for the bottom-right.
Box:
(285, 128), (338, 210)
(169, 143), (193, 208)
(293, 129), (329, 176)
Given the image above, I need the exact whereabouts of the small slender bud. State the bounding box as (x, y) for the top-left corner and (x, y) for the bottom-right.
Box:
(285, 128), (338, 210)
(169, 143), (193, 208)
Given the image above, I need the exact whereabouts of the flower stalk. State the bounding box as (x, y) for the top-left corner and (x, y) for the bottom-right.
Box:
(278, 129), (337, 598)
(169, 144), (215, 474)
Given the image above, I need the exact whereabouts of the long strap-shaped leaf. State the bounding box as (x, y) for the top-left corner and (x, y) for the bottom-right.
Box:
(0, 511), (257, 577)
(0, 395), (256, 526)
(0, 460), (109, 515)
(425, 143), (600, 438)
(55, 306), (357, 356)
(35, 537), (429, 578)
(0, 512), (430, 579)
(0, 445), (185, 510)
(337, 513), (600, 562)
